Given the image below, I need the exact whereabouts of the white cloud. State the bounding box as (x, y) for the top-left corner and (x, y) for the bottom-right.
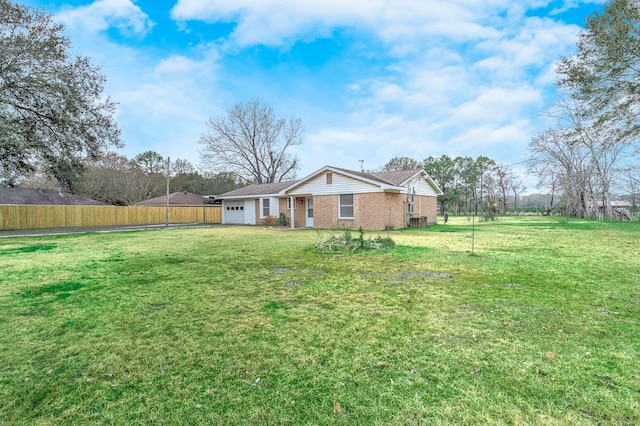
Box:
(447, 86), (543, 125)
(449, 120), (533, 148)
(33, 0), (600, 181)
(170, 0), (517, 50)
(57, 0), (154, 37)
(108, 47), (223, 162)
(474, 17), (582, 81)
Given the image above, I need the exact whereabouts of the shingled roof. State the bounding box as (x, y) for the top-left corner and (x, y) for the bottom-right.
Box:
(0, 188), (108, 205)
(136, 192), (215, 206)
(217, 166), (432, 199)
(218, 180), (300, 198)
(369, 168), (424, 186)
(330, 167), (394, 185)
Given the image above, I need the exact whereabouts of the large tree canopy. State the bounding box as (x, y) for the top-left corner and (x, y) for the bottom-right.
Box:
(134, 150), (165, 174)
(528, 0), (640, 219)
(557, 0), (640, 143)
(199, 99), (303, 184)
(0, 0), (121, 191)
(382, 156), (421, 171)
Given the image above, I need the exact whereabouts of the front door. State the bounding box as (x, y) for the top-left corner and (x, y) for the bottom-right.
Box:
(306, 197), (313, 227)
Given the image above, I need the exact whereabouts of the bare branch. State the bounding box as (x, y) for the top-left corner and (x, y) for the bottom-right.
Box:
(199, 99), (303, 183)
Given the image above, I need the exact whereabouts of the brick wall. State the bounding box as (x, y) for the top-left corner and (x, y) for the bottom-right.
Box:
(312, 194), (338, 229)
(356, 192), (406, 230)
(413, 194), (438, 224)
(278, 198), (288, 224)
(312, 192), (408, 230)
(294, 197), (306, 227)
(275, 192), (438, 230)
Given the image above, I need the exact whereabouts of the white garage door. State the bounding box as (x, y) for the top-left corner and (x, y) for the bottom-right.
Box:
(224, 201), (245, 224)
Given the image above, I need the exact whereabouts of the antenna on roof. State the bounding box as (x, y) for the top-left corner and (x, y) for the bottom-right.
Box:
(359, 160), (364, 172)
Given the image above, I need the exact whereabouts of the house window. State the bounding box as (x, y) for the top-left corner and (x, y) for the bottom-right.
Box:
(262, 198), (270, 217)
(326, 173), (332, 184)
(339, 194), (354, 218)
(288, 197), (296, 210)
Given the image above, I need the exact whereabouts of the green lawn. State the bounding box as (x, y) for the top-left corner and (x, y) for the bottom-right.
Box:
(1, 217), (639, 424)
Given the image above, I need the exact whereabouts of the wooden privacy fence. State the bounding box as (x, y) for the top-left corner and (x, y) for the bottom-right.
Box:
(0, 205), (222, 230)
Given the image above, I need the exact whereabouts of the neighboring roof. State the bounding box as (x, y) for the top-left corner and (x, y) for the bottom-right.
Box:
(136, 192), (215, 206)
(0, 188), (108, 205)
(218, 181), (299, 199)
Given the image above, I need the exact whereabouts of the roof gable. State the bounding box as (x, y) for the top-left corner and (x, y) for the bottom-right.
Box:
(283, 166), (406, 194)
(216, 165), (442, 198)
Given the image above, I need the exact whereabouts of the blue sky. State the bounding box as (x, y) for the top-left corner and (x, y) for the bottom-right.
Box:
(25, 0), (604, 189)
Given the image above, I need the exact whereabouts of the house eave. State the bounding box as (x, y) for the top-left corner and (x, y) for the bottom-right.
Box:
(220, 193), (281, 200)
(399, 170), (443, 195)
(383, 187), (404, 193)
(282, 165), (400, 194)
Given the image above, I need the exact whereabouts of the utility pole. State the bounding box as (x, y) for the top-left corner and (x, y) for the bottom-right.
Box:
(165, 157), (170, 227)
(359, 160), (364, 172)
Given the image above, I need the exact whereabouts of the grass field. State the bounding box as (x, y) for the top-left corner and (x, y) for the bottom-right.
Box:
(1, 216), (639, 424)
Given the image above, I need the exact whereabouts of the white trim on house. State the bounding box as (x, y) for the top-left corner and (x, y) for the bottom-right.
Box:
(244, 200), (256, 224)
(260, 198), (270, 218)
(403, 175), (440, 197)
(282, 166), (405, 195)
(399, 172), (442, 196)
(288, 171), (384, 195)
(222, 192), (281, 200)
(339, 194), (354, 219)
(259, 197), (279, 218)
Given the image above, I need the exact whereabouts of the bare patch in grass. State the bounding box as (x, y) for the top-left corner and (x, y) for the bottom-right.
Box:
(366, 271), (453, 282)
(391, 271), (454, 282)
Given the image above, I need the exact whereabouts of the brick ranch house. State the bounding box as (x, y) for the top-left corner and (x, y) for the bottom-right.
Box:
(217, 166), (442, 230)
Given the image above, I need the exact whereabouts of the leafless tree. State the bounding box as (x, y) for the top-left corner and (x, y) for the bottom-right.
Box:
(529, 96), (634, 219)
(621, 166), (640, 213)
(528, 128), (588, 217)
(172, 158), (196, 176)
(510, 179), (526, 215)
(79, 152), (163, 205)
(493, 163), (516, 215)
(199, 99), (303, 183)
(547, 1), (640, 219)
